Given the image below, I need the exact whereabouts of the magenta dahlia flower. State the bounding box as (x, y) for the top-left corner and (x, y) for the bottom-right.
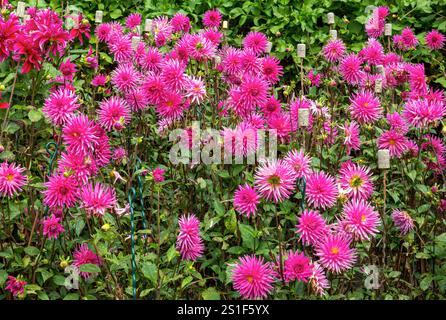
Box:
(315, 234), (357, 273)
(306, 171), (338, 209)
(43, 173), (78, 208)
(339, 53), (364, 84)
(391, 210), (414, 236)
(283, 250), (312, 282)
(43, 88), (79, 126)
(295, 210), (328, 246)
(425, 29), (445, 50)
(243, 31), (268, 55)
(401, 27), (418, 49)
(309, 263), (330, 296)
(340, 121), (360, 154)
(261, 56), (283, 84)
(234, 184), (260, 217)
(322, 39), (346, 63)
(73, 243), (102, 279)
(125, 13), (142, 29)
(402, 98), (445, 129)
(254, 159), (296, 202)
(341, 199), (380, 241)
(0, 161), (26, 197)
(79, 183), (117, 217)
(176, 214), (204, 261)
(111, 63), (141, 94)
(202, 9), (222, 28)
(98, 96), (131, 131)
(42, 215), (65, 240)
(171, 13), (191, 33)
(5, 276), (27, 297)
(377, 129), (408, 158)
(284, 149), (311, 179)
(109, 34), (133, 63)
(231, 255), (275, 299)
(349, 90), (382, 124)
(152, 167), (165, 183)
(58, 151), (98, 184)
(338, 162), (374, 201)
(62, 114), (98, 154)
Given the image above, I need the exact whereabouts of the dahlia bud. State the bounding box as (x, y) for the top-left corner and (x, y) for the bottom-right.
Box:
(101, 223), (111, 232)
(0, 144), (4, 153)
(114, 121), (124, 131)
(59, 260), (69, 269)
(0, 84), (5, 91)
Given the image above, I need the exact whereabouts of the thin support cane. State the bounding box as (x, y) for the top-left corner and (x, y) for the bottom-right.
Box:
(128, 187), (137, 300)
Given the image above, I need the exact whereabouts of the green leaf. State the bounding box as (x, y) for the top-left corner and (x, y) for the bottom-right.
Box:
(238, 223), (256, 250)
(28, 109), (43, 122)
(420, 274), (433, 291)
(79, 263), (101, 273)
(417, 204), (431, 214)
(24, 246), (40, 256)
(63, 293), (80, 300)
(110, 9), (122, 19)
(218, 170), (230, 178)
(166, 245), (179, 263)
(181, 275), (193, 289)
(202, 287), (220, 300)
(0, 270), (7, 286)
(141, 262), (157, 285)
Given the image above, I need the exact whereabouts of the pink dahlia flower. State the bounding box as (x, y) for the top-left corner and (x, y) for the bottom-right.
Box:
(309, 263), (330, 296)
(79, 183), (117, 217)
(176, 214), (204, 261)
(283, 250), (312, 282)
(254, 159), (296, 202)
(43, 173), (78, 208)
(43, 88), (79, 126)
(315, 234), (357, 273)
(349, 90), (382, 124)
(377, 129), (408, 158)
(391, 210), (414, 236)
(0, 161), (27, 197)
(284, 149), (311, 179)
(73, 243), (102, 279)
(202, 9), (222, 28)
(5, 276), (27, 297)
(98, 96), (131, 131)
(425, 29), (445, 50)
(234, 184), (260, 217)
(322, 39), (346, 63)
(341, 199), (380, 241)
(306, 171), (338, 209)
(42, 215), (65, 240)
(338, 162), (374, 201)
(295, 210), (328, 246)
(340, 121), (360, 154)
(62, 114), (98, 154)
(243, 31), (268, 55)
(339, 53), (364, 84)
(231, 255), (275, 299)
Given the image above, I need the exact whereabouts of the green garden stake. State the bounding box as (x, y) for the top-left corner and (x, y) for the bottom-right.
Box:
(297, 177), (306, 212)
(127, 187), (137, 300)
(135, 157), (148, 232)
(45, 141), (58, 176)
(44, 142), (58, 216)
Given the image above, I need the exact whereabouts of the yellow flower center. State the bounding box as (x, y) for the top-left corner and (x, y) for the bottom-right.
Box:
(6, 174), (14, 182)
(246, 275), (253, 283)
(361, 215), (366, 222)
(331, 246), (339, 255)
(349, 175), (363, 188)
